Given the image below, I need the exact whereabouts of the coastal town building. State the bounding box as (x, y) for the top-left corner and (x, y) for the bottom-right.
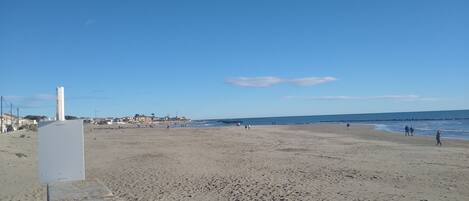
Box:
(134, 115), (153, 124)
(1, 113), (37, 133)
(81, 114), (191, 126)
(92, 118), (113, 125)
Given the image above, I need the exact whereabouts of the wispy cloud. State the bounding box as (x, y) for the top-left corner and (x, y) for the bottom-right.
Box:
(225, 76), (283, 87)
(3, 91), (110, 109)
(3, 94), (55, 108)
(289, 77), (337, 86)
(68, 95), (110, 100)
(225, 76), (337, 87)
(284, 95), (438, 101)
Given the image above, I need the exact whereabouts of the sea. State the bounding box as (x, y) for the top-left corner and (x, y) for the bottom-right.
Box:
(189, 110), (469, 140)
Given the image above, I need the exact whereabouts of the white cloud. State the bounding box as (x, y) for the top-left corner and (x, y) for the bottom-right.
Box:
(284, 95), (437, 101)
(225, 77), (284, 87)
(225, 76), (337, 87)
(288, 76), (337, 86)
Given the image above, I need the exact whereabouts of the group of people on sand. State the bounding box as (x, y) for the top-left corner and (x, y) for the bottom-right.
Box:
(404, 125), (443, 146)
(404, 125), (415, 136)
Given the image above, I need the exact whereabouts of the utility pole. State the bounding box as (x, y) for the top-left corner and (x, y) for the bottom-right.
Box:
(17, 107), (19, 128)
(10, 103), (13, 130)
(1, 96), (3, 133)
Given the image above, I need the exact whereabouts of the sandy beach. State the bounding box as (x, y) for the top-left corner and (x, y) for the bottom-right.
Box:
(1, 124), (469, 201)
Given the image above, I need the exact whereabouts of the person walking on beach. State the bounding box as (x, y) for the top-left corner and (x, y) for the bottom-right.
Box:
(404, 125), (409, 136)
(346, 123), (350, 128)
(410, 126), (414, 136)
(436, 130), (442, 146)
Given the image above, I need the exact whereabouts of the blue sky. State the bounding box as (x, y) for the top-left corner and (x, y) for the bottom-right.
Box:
(1, 0), (468, 119)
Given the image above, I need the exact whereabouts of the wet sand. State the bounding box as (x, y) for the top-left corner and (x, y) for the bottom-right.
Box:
(1, 124), (469, 200)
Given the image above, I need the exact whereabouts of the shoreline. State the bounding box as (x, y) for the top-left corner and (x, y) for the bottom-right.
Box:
(149, 120), (469, 141)
(82, 121), (469, 143)
(193, 110), (469, 140)
(287, 124), (469, 148)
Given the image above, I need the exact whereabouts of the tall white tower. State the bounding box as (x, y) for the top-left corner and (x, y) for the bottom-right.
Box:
(56, 86), (65, 121)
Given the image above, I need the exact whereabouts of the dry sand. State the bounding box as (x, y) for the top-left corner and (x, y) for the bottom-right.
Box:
(1, 124), (469, 200)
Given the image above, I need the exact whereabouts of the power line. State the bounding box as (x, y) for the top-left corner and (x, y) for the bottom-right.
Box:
(1, 96), (3, 133)
(0, 96), (23, 133)
(17, 107), (20, 127)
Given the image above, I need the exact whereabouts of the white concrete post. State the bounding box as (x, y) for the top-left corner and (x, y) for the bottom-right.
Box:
(56, 86), (65, 121)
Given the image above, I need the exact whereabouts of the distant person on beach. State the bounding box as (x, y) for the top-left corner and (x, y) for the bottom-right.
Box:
(245, 125), (248, 130)
(404, 125), (409, 136)
(436, 130), (442, 146)
(346, 123), (350, 128)
(410, 127), (414, 136)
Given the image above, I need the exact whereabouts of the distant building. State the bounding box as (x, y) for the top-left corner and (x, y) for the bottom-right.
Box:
(149, 115), (191, 125)
(93, 118), (113, 125)
(113, 118), (127, 124)
(1, 113), (37, 133)
(171, 116), (189, 121)
(134, 115), (152, 124)
(120, 116), (134, 123)
(85, 114), (191, 126)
